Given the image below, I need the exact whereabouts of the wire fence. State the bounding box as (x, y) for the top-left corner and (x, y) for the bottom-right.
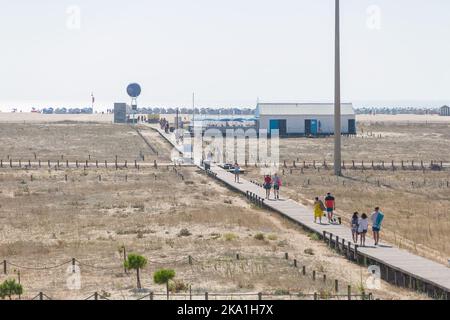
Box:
(26, 290), (373, 301)
(1, 251), (373, 301)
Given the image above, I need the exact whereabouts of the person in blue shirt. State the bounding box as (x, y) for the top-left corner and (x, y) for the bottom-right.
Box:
(234, 163), (240, 183)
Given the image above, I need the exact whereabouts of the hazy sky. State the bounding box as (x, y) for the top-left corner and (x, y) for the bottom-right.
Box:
(1, 0), (450, 110)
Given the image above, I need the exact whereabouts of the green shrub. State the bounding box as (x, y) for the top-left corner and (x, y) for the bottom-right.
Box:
(0, 279), (23, 300)
(254, 233), (265, 241)
(274, 289), (290, 296)
(267, 234), (278, 241)
(223, 233), (238, 241)
(309, 233), (320, 241)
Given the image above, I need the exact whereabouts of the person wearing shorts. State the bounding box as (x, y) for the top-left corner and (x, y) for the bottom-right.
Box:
(324, 193), (335, 224)
(234, 163), (240, 183)
(263, 175), (272, 199)
(272, 173), (282, 200)
(371, 207), (384, 246)
(358, 213), (369, 247)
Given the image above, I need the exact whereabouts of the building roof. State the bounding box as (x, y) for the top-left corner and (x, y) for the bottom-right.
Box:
(256, 103), (355, 116)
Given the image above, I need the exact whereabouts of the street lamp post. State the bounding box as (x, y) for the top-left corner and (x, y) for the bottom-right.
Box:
(334, 0), (342, 176)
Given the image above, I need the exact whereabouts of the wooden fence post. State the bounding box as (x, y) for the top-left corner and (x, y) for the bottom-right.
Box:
(347, 285), (351, 300)
(205, 292), (208, 300)
(123, 246), (127, 274)
(335, 279), (339, 292)
(3, 260), (6, 274)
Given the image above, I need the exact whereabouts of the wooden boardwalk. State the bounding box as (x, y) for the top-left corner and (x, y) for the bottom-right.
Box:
(155, 127), (450, 299)
(208, 165), (450, 299)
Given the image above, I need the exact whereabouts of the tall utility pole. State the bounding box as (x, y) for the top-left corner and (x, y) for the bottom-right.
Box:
(334, 0), (342, 176)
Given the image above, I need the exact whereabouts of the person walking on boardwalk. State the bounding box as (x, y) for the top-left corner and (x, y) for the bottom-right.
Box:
(358, 213), (369, 247)
(351, 212), (359, 243)
(234, 163), (241, 183)
(324, 193), (336, 224)
(371, 207), (384, 246)
(314, 197), (325, 224)
(263, 175), (272, 199)
(272, 173), (282, 200)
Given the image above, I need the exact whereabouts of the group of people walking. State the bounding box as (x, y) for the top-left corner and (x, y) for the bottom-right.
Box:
(233, 166), (282, 200)
(233, 168), (385, 247)
(351, 207), (384, 247)
(313, 193), (336, 224)
(314, 195), (384, 246)
(262, 173), (282, 200)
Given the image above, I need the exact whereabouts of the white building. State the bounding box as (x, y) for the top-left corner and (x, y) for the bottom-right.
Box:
(256, 103), (356, 136)
(440, 105), (450, 116)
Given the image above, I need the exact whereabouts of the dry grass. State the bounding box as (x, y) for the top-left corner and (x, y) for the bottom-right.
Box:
(279, 122), (450, 162)
(0, 123), (172, 162)
(0, 120), (428, 300)
(244, 123), (450, 263)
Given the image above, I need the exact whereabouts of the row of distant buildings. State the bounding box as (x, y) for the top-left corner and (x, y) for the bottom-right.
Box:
(114, 101), (450, 136)
(356, 105), (450, 116)
(115, 102), (358, 136)
(41, 107), (93, 114)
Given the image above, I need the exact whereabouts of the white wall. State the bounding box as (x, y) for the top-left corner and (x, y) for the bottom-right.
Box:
(259, 114), (356, 134)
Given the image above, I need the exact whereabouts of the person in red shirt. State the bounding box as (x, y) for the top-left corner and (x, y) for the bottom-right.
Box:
(263, 175), (272, 199)
(324, 193), (336, 224)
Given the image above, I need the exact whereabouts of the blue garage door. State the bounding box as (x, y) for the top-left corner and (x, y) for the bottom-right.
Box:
(305, 119), (318, 135)
(269, 120), (287, 136)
